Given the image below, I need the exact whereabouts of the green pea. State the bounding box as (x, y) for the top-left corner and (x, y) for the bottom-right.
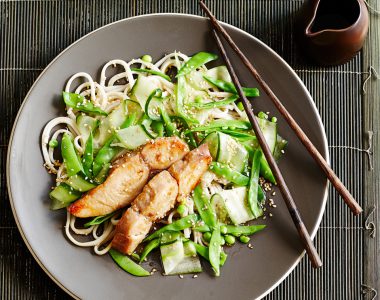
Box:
(220, 236), (226, 246)
(194, 95), (203, 103)
(258, 111), (268, 119)
(237, 102), (244, 111)
(271, 116), (277, 123)
(49, 139), (58, 148)
(203, 232), (212, 242)
(141, 55), (152, 63)
(220, 225), (228, 235)
(224, 235), (236, 246)
(239, 235), (250, 244)
(176, 204), (186, 216)
(131, 253), (140, 262)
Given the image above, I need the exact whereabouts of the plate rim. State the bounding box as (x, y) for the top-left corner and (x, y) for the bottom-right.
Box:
(6, 12), (329, 300)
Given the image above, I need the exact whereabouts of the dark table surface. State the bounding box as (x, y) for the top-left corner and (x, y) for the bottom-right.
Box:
(1, 1), (379, 299)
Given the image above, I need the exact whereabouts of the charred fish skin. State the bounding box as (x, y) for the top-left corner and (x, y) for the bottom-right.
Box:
(67, 137), (189, 218)
(169, 143), (212, 201)
(68, 153), (150, 218)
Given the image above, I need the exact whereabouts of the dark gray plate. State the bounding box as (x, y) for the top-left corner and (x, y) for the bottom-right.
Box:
(7, 14), (328, 300)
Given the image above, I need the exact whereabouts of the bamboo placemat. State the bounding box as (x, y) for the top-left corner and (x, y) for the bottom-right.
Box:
(1, 1), (378, 299)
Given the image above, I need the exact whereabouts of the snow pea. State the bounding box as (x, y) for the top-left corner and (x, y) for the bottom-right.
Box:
(151, 120), (164, 137)
(224, 224), (266, 237)
(93, 163), (111, 184)
(139, 238), (161, 263)
(62, 92), (108, 116)
(171, 116), (197, 148)
(219, 129), (257, 141)
(92, 138), (119, 176)
(84, 211), (116, 228)
(186, 119), (251, 133)
(49, 183), (81, 210)
(61, 133), (84, 177)
(120, 112), (137, 129)
(209, 162), (249, 186)
(184, 239), (227, 266)
(189, 95), (238, 109)
(248, 150), (263, 217)
(144, 214), (200, 242)
(109, 249), (150, 277)
(175, 75), (198, 123)
(193, 185), (217, 229)
(131, 68), (171, 81)
(209, 226), (222, 276)
(177, 52), (218, 77)
(159, 107), (178, 137)
(82, 132), (94, 177)
(203, 76), (260, 97)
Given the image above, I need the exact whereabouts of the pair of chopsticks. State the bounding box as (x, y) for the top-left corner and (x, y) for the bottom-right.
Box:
(199, 0), (362, 268)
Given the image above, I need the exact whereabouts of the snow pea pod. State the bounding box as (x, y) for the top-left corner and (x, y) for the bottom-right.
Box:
(210, 162), (249, 186)
(131, 68), (171, 81)
(209, 226), (222, 276)
(224, 224), (266, 237)
(177, 52), (218, 77)
(248, 150), (263, 217)
(203, 76), (260, 97)
(188, 95), (238, 109)
(61, 133), (84, 177)
(186, 119), (251, 133)
(84, 211), (116, 228)
(93, 163), (111, 184)
(151, 120), (164, 137)
(144, 214), (200, 242)
(159, 107), (178, 137)
(92, 138), (119, 176)
(184, 239), (227, 266)
(109, 249), (150, 277)
(62, 92), (108, 116)
(139, 238), (161, 263)
(193, 185), (218, 229)
(82, 132), (94, 177)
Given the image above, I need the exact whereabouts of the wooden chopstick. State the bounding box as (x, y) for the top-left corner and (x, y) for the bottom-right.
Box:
(210, 28), (322, 268)
(199, 0), (362, 216)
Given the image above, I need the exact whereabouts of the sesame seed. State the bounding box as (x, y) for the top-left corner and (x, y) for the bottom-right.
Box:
(179, 275), (184, 279)
(193, 275), (198, 278)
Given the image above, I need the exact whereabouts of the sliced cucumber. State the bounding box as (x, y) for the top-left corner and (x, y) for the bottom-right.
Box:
(49, 183), (82, 210)
(273, 134), (288, 161)
(217, 132), (249, 173)
(66, 174), (96, 192)
(125, 99), (144, 122)
(145, 89), (163, 121)
(206, 66), (231, 82)
(76, 115), (98, 144)
(94, 101), (127, 148)
(219, 187), (254, 225)
(130, 75), (161, 110)
(115, 125), (151, 149)
(257, 117), (277, 153)
(201, 132), (219, 159)
(211, 193), (230, 223)
(160, 236), (185, 275)
(167, 241), (202, 275)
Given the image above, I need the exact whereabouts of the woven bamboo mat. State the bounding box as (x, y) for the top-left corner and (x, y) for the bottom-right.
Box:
(1, 1), (378, 299)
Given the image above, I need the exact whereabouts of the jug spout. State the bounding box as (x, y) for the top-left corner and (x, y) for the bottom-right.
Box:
(296, 0), (369, 65)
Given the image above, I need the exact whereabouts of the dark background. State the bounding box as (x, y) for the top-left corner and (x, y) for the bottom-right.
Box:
(1, 1), (378, 299)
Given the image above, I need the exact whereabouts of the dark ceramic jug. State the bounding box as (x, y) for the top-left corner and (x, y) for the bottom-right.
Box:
(296, 0), (369, 65)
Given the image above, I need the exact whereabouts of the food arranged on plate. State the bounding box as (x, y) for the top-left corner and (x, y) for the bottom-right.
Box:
(41, 51), (287, 277)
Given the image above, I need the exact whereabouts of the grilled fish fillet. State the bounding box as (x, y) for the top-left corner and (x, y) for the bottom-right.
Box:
(111, 144), (212, 255)
(168, 143), (212, 202)
(112, 171), (178, 254)
(68, 137), (188, 218)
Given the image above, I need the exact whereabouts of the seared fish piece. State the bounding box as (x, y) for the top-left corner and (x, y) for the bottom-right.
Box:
(132, 171), (178, 221)
(68, 153), (149, 218)
(112, 171), (178, 255)
(68, 137), (189, 218)
(168, 143), (212, 201)
(112, 208), (153, 255)
(141, 136), (189, 170)
(111, 145), (212, 255)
